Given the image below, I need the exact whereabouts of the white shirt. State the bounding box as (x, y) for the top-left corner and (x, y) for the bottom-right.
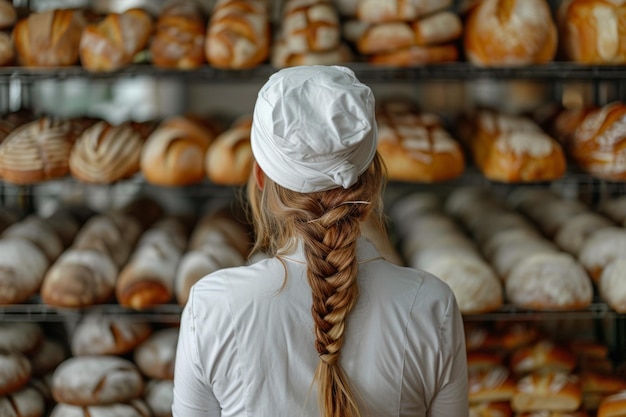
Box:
(173, 237), (468, 417)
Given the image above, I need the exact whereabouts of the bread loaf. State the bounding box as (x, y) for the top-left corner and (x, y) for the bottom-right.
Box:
(141, 115), (218, 186)
(150, 1), (206, 69)
(597, 390), (626, 417)
(134, 327), (178, 380)
(205, 0), (270, 69)
(13, 9), (86, 66)
(579, 227), (626, 282)
(0, 386), (46, 417)
(0, 0), (16, 30)
(271, 37), (352, 67)
(466, 110), (567, 183)
(0, 322), (43, 355)
(2, 216), (65, 262)
(71, 313), (152, 357)
(554, 212), (614, 256)
(0, 348), (31, 396)
(512, 371), (582, 413)
(282, 0), (341, 53)
(469, 402), (513, 417)
(464, 0), (557, 66)
(0, 238), (49, 305)
(376, 102), (465, 182)
(468, 366), (516, 404)
(79, 8), (153, 72)
(40, 248), (119, 308)
(368, 43), (458, 66)
(568, 102), (626, 181)
(581, 371), (626, 411)
(357, 0), (452, 23)
(116, 219), (186, 310)
(51, 356), (144, 406)
(599, 258), (626, 313)
(70, 121), (144, 184)
(510, 340), (578, 376)
(71, 214), (134, 267)
(205, 115), (253, 185)
(506, 253), (593, 310)
(559, 0), (626, 64)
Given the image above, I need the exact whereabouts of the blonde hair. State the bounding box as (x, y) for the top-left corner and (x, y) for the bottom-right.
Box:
(246, 152), (386, 417)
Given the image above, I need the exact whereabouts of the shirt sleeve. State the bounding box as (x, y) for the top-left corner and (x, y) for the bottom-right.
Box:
(428, 291), (469, 417)
(172, 288), (222, 417)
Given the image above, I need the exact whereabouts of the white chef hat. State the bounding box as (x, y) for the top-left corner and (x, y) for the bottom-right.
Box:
(250, 65), (377, 193)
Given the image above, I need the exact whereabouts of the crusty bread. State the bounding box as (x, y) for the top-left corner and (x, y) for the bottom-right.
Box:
(0, 237), (49, 305)
(71, 313), (152, 357)
(282, 0), (341, 53)
(512, 371), (582, 413)
(464, 0), (557, 66)
(134, 327), (178, 380)
(141, 115), (218, 186)
(559, 0), (626, 64)
(0, 386), (46, 417)
(49, 400), (152, 417)
(0, 348), (31, 396)
(205, 115), (253, 186)
(205, 0), (270, 69)
(70, 121), (144, 184)
(150, 1), (206, 69)
(356, 0), (452, 23)
(51, 356), (144, 406)
(0, 322), (43, 355)
(468, 365), (516, 404)
(13, 9), (86, 67)
(79, 8), (153, 72)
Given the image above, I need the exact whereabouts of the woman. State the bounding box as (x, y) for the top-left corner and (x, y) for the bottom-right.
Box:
(172, 65), (468, 417)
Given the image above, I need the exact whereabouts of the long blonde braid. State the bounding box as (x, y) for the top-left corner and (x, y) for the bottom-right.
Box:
(246, 153), (386, 417)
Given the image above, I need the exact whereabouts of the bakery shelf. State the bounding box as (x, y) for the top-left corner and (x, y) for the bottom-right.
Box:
(0, 301), (617, 323)
(0, 302), (183, 323)
(1, 62), (626, 83)
(463, 303), (617, 322)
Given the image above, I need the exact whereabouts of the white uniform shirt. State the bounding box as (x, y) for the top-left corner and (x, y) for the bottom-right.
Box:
(173, 237), (468, 417)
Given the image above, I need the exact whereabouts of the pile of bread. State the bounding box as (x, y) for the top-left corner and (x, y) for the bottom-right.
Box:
(465, 320), (626, 416)
(0, 0), (621, 70)
(388, 186), (626, 316)
(0, 196), (254, 310)
(0, 315), (180, 417)
(0, 111), (255, 186)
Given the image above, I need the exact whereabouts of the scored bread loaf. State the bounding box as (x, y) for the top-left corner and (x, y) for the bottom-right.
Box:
(568, 102), (626, 181)
(376, 102), (465, 182)
(558, 0), (626, 64)
(141, 115), (218, 186)
(51, 356), (144, 406)
(79, 8), (153, 72)
(205, 115), (253, 185)
(282, 0), (341, 54)
(0, 238), (49, 305)
(40, 248), (119, 308)
(271, 37), (352, 68)
(70, 313), (152, 357)
(465, 110), (567, 183)
(69, 121), (144, 184)
(464, 0), (557, 66)
(205, 0), (271, 69)
(0, 386), (46, 417)
(71, 214), (135, 267)
(512, 371), (583, 413)
(13, 9), (86, 66)
(0, 118), (76, 184)
(468, 366), (516, 404)
(356, 0), (452, 23)
(150, 1), (206, 69)
(116, 218), (187, 310)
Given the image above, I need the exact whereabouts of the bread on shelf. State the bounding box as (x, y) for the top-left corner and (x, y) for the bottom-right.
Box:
(205, 115), (253, 186)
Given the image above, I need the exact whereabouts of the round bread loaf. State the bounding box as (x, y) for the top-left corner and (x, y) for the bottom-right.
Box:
(0, 117), (75, 184)
(0, 386), (46, 417)
(506, 253), (593, 310)
(2, 216), (64, 262)
(0, 237), (49, 305)
(51, 356), (144, 406)
(71, 313), (152, 357)
(69, 121), (144, 184)
(40, 249), (119, 308)
(464, 0), (557, 67)
(205, 115), (253, 186)
(49, 399), (152, 417)
(0, 349), (31, 396)
(71, 215), (133, 268)
(0, 322), (43, 355)
(134, 328), (178, 380)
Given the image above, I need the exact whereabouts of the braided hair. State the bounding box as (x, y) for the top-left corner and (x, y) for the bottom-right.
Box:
(246, 152), (386, 417)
